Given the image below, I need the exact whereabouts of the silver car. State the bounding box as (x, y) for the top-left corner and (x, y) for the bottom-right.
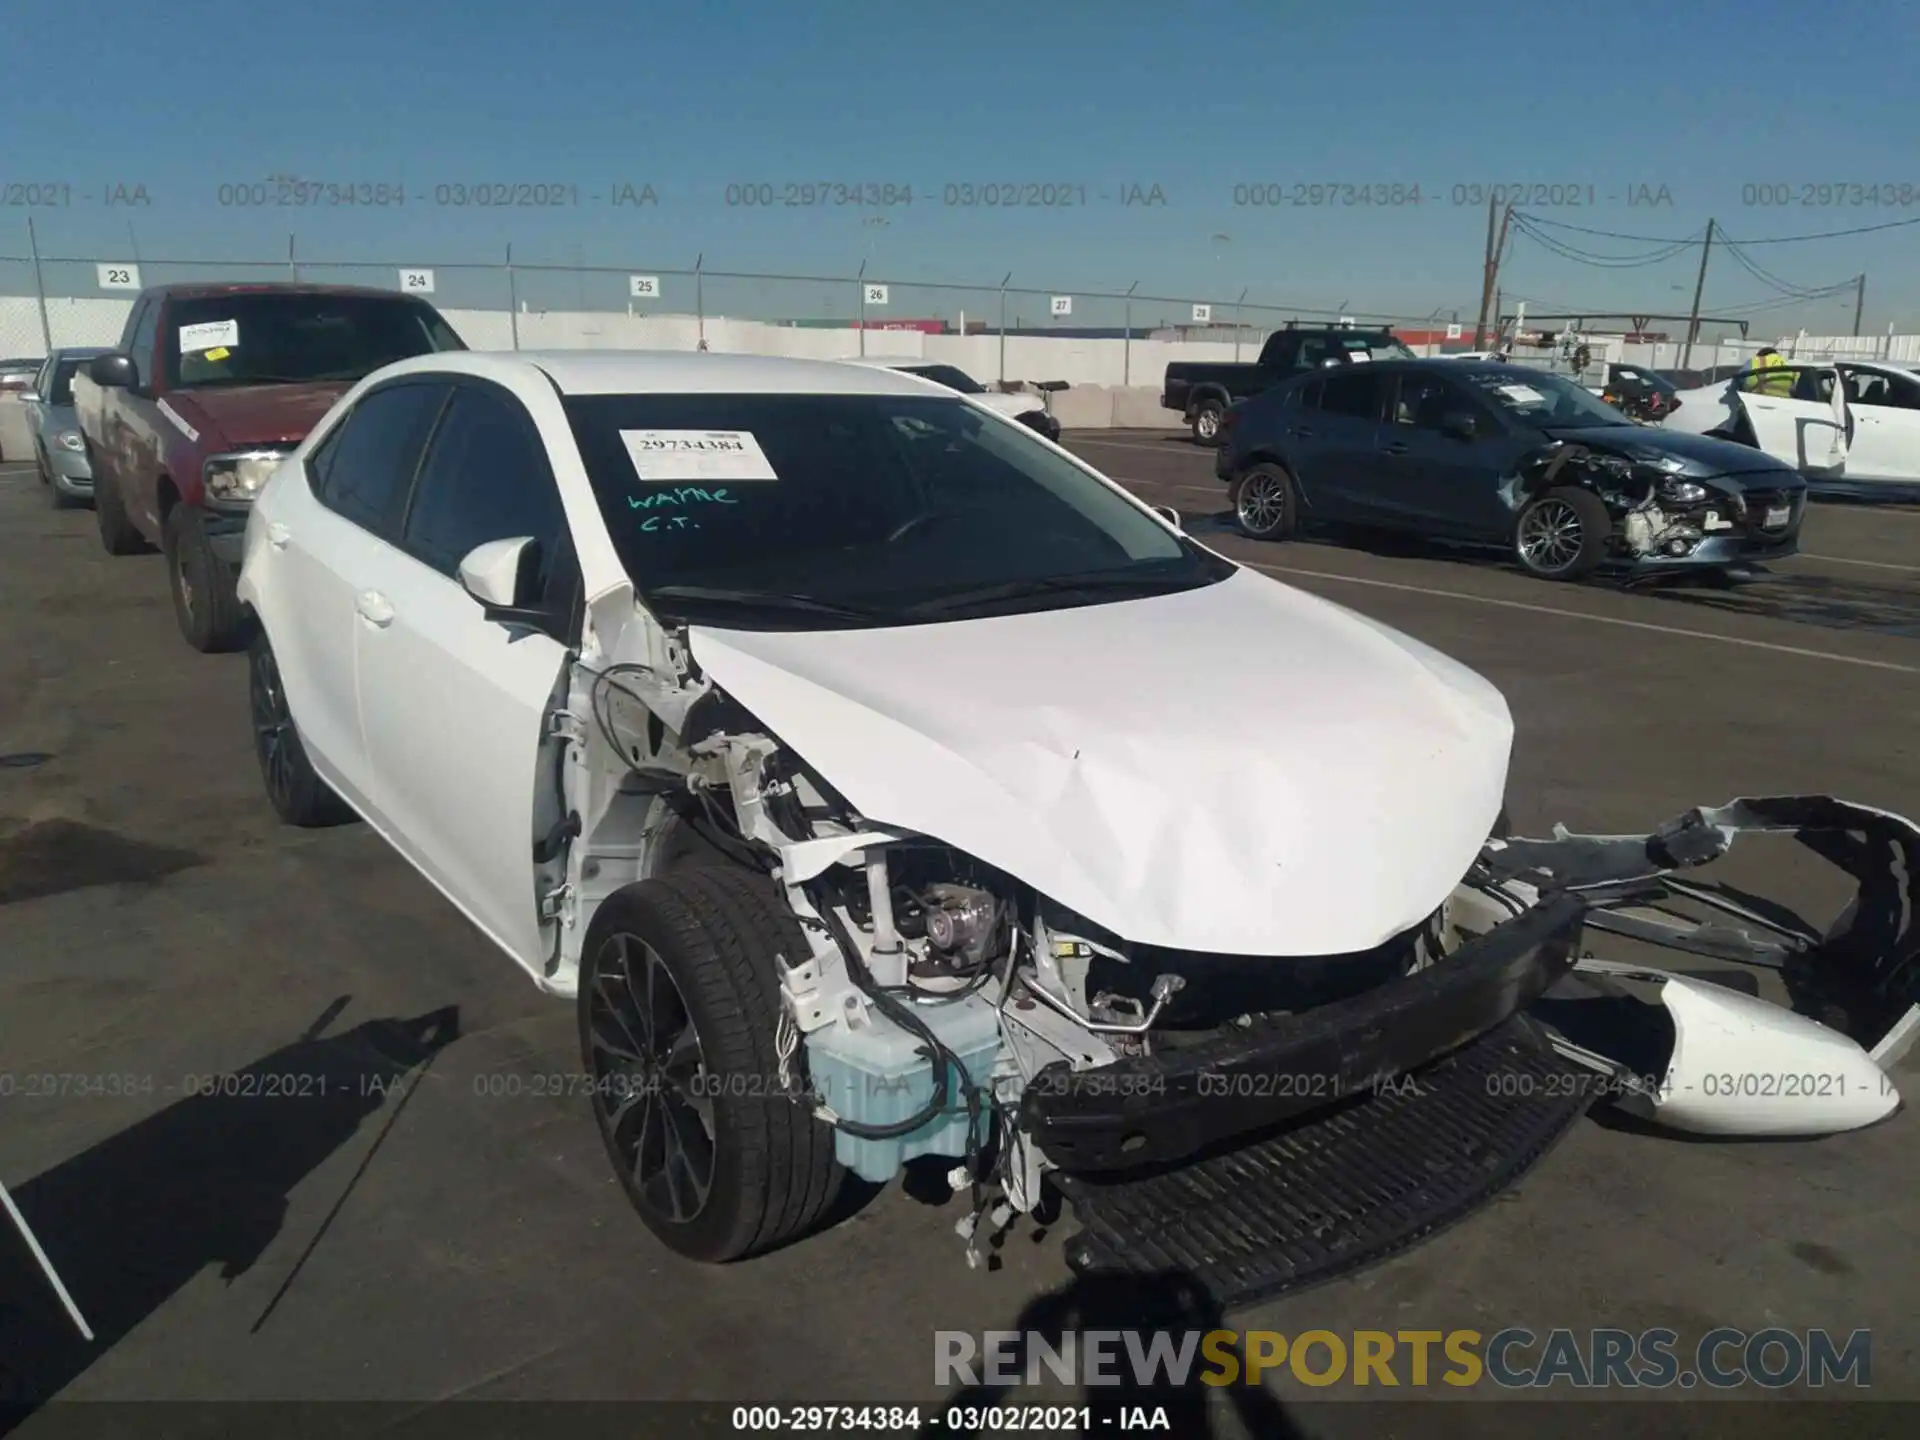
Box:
(20, 347), (110, 506)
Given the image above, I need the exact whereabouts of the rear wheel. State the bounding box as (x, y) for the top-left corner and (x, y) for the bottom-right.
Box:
(248, 629), (355, 827)
(1190, 399), (1225, 445)
(579, 868), (843, 1262)
(1232, 464), (1300, 542)
(1513, 487), (1611, 581)
(93, 467), (153, 555)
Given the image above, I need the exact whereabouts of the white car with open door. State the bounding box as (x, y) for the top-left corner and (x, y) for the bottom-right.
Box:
(1661, 357), (1920, 499)
(235, 350), (1918, 1300)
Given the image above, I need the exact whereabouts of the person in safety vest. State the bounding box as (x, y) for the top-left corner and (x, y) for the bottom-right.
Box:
(1747, 345), (1792, 397)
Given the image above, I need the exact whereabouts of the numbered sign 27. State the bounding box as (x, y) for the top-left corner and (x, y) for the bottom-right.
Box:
(1050, 296), (1072, 317)
(97, 263), (141, 291)
(864, 283), (889, 306)
(629, 275), (661, 299)
(399, 268), (436, 294)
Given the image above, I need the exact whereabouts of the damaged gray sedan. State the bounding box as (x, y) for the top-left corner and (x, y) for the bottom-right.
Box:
(1218, 359), (1805, 582)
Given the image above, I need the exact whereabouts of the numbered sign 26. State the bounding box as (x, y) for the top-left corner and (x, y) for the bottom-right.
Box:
(629, 275), (661, 299)
(1050, 296), (1072, 317)
(97, 263), (141, 291)
(864, 283), (889, 306)
(399, 269), (436, 294)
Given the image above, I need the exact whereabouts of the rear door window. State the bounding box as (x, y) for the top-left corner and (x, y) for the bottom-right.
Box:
(314, 381), (451, 536)
(1317, 369), (1387, 420)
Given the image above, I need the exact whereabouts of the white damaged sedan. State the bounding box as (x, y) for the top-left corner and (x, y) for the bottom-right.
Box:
(236, 351), (1918, 1299)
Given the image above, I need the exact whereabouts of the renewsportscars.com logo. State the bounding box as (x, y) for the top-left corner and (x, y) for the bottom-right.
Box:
(935, 1327), (1872, 1390)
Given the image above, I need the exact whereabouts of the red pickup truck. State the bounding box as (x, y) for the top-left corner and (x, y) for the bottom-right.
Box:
(76, 282), (466, 651)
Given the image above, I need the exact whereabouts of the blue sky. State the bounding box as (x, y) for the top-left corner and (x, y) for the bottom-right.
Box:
(6, 0), (1918, 336)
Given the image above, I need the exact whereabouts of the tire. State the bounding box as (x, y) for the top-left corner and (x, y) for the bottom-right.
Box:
(1513, 486), (1611, 581)
(1232, 463), (1300, 541)
(579, 867), (843, 1262)
(165, 505), (249, 652)
(1190, 399), (1226, 445)
(93, 466), (153, 555)
(248, 628), (355, 827)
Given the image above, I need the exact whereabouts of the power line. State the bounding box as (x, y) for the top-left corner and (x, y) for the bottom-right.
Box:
(1717, 235), (1857, 299)
(1512, 214), (1697, 268)
(1520, 209), (1920, 247)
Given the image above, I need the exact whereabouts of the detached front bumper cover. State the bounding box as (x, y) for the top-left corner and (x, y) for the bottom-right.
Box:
(1026, 795), (1918, 1173)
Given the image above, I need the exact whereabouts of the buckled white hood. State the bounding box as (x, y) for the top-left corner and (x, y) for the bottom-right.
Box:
(687, 568), (1514, 957)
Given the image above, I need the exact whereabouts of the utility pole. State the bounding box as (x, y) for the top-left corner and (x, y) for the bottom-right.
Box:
(1680, 219), (1715, 369)
(1853, 274), (1866, 337)
(1473, 200), (1512, 349)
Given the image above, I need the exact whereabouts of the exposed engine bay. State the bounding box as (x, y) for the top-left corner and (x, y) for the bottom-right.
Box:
(545, 619), (1918, 1271)
(1500, 438), (1799, 564)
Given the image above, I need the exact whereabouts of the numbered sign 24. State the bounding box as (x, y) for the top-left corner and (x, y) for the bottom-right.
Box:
(399, 268), (436, 294)
(97, 263), (141, 291)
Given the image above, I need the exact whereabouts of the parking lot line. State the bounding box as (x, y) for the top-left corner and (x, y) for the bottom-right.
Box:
(1245, 560), (1920, 675)
(1066, 436), (1194, 455)
(1796, 552), (1920, 573)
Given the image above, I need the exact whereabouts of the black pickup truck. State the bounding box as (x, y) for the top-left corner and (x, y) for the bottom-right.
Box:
(1163, 325), (1415, 444)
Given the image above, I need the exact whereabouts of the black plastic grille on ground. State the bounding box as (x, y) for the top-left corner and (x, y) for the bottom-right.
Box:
(1052, 1018), (1593, 1311)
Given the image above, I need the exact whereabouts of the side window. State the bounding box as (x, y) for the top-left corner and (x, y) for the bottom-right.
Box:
(316, 382), (450, 534)
(126, 301), (159, 390)
(1879, 372), (1920, 410)
(1392, 374), (1458, 431)
(303, 410), (353, 495)
(400, 386), (568, 591)
(1318, 369), (1385, 421)
(1299, 378), (1325, 410)
(1296, 338), (1331, 370)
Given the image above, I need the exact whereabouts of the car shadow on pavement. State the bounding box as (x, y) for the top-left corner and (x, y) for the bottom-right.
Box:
(917, 1268), (1300, 1439)
(0, 998), (460, 1428)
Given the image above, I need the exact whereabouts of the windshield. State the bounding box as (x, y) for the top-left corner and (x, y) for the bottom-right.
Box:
(561, 392), (1234, 630)
(1461, 369), (1630, 429)
(901, 364), (985, 395)
(47, 357), (92, 405)
(162, 293), (465, 389)
(1345, 335), (1416, 361)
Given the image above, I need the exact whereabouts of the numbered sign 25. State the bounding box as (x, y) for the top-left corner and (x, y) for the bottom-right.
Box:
(399, 268), (436, 294)
(97, 263), (141, 291)
(864, 283), (889, 306)
(629, 275), (661, 299)
(1050, 296), (1072, 317)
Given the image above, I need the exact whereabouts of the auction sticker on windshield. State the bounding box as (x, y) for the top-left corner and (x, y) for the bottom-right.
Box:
(179, 320), (240, 354)
(1498, 384), (1546, 405)
(620, 430), (779, 483)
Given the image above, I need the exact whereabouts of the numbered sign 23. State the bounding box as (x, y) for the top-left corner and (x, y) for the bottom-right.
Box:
(399, 268), (436, 294)
(97, 263), (141, 291)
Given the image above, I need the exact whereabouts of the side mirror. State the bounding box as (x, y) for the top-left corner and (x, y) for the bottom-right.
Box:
(459, 536), (553, 630)
(17, 390), (39, 404)
(88, 353), (137, 389)
(1441, 410), (1478, 441)
(1149, 503), (1182, 529)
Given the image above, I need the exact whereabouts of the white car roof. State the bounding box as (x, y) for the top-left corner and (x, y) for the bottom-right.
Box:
(390, 349), (953, 398)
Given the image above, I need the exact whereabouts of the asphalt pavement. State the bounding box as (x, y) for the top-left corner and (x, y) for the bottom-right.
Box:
(1, 447), (1916, 1437)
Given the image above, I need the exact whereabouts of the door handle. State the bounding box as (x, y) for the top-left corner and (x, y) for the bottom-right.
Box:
(1287, 427), (1316, 438)
(267, 522), (291, 549)
(355, 590), (394, 627)
(1383, 440), (1410, 454)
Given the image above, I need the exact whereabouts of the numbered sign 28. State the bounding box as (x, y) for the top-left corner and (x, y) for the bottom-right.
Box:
(1191, 303), (1212, 323)
(1050, 296), (1072, 317)
(399, 268), (436, 294)
(864, 283), (889, 306)
(97, 263), (141, 291)
(629, 275), (661, 299)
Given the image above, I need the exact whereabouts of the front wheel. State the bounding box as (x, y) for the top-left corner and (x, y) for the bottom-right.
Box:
(165, 506), (249, 652)
(1513, 487), (1611, 581)
(1232, 464), (1300, 542)
(579, 868), (843, 1262)
(93, 467), (153, 555)
(1190, 399), (1225, 445)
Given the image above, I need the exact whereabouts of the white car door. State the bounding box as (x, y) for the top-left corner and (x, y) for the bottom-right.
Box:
(1835, 365), (1920, 482)
(1735, 364), (1848, 477)
(264, 379), (453, 824)
(352, 379), (575, 980)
